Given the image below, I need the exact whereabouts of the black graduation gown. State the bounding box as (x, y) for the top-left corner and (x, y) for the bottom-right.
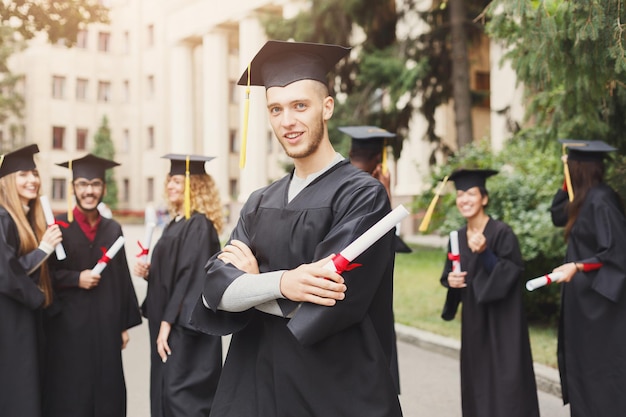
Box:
(190, 160), (402, 417)
(43, 214), (142, 417)
(0, 207), (46, 417)
(550, 185), (626, 416)
(440, 218), (539, 417)
(141, 212), (222, 417)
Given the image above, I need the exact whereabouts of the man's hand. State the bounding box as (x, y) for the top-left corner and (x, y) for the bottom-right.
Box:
(218, 239), (259, 274)
(133, 261), (150, 280)
(78, 269), (101, 289)
(280, 255), (346, 306)
(447, 270), (468, 288)
(157, 321), (172, 363)
(121, 330), (129, 350)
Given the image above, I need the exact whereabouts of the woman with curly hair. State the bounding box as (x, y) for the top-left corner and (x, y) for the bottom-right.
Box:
(134, 154), (223, 417)
(0, 144), (62, 417)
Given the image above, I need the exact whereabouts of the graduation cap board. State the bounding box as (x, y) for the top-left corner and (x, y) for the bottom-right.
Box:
(161, 154), (216, 219)
(0, 144), (39, 179)
(236, 40), (351, 168)
(339, 125), (397, 175)
(559, 139), (617, 201)
(56, 154), (120, 222)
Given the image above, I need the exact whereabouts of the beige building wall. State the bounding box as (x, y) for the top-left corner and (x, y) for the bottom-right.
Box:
(4, 0), (521, 236)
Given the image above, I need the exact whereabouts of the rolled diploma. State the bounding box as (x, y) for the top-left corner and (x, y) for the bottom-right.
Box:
(39, 196), (66, 260)
(91, 236), (125, 275)
(139, 222), (156, 263)
(526, 271), (565, 291)
(450, 230), (460, 272)
(323, 205), (410, 272)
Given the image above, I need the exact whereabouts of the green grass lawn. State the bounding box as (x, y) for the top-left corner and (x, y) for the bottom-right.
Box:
(394, 244), (559, 368)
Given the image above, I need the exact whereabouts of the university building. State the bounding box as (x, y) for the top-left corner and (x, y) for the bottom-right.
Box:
(4, 0), (523, 235)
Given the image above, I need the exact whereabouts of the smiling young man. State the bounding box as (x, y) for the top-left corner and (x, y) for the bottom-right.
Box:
(191, 41), (402, 417)
(43, 154), (142, 417)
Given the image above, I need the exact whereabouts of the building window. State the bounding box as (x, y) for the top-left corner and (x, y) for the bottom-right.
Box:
(123, 80), (129, 102)
(146, 75), (154, 99)
(76, 78), (88, 100)
(122, 129), (130, 152)
(473, 71), (491, 108)
(123, 31), (130, 54)
(76, 128), (88, 150)
(76, 30), (88, 48)
(229, 129), (238, 153)
(146, 24), (154, 47)
(147, 126), (154, 149)
(98, 81), (111, 102)
(98, 32), (111, 52)
(122, 178), (130, 203)
(52, 178), (66, 200)
(146, 177), (154, 202)
(52, 76), (65, 99)
(52, 126), (65, 149)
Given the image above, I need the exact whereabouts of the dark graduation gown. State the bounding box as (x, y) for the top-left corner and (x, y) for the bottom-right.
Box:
(190, 160), (402, 417)
(0, 207), (47, 417)
(550, 185), (626, 416)
(43, 214), (142, 417)
(141, 212), (222, 417)
(440, 218), (539, 417)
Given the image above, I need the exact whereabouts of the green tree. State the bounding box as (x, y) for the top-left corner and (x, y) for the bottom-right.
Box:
(0, 26), (26, 153)
(262, 0), (490, 162)
(92, 116), (118, 209)
(486, 0), (626, 150)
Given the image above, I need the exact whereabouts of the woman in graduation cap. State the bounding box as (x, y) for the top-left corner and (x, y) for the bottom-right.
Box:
(0, 144), (62, 417)
(439, 168), (539, 417)
(549, 140), (626, 416)
(133, 154), (223, 417)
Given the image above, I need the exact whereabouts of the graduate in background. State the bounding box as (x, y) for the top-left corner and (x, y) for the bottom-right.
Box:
(43, 154), (142, 417)
(339, 125), (412, 254)
(133, 154), (223, 417)
(0, 144), (62, 417)
(549, 140), (626, 416)
(439, 169), (539, 417)
(190, 40), (402, 417)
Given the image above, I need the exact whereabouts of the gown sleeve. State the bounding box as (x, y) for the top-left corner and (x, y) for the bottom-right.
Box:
(286, 183), (394, 346)
(0, 214), (45, 309)
(19, 248), (49, 277)
(439, 236), (462, 321)
(583, 197), (626, 302)
(472, 222), (524, 304)
(162, 214), (221, 325)
(550, 189), (569, 227)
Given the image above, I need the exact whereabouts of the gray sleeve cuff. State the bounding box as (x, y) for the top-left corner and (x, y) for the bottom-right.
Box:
(217, 271), (286, 312)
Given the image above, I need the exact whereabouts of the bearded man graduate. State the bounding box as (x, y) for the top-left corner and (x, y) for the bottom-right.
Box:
(190, 41), (403, 417)
(43, 154), (142, 417)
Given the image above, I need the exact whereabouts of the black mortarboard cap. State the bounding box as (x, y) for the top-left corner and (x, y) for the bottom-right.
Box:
(162, 154), (215, 176)
(449, 169), (498, 191)
(56, 153), (120, 180)
(0, 144), (39, 179)
(559, 139), (617, 162)
(340, 125), (397, 151)
(236, 40), (351, 89)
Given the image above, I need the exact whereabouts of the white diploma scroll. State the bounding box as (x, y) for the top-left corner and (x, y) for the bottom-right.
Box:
(91, 236), (125, 275)
(138, 222), (156, 263)
(449, 230), (460, 272)
(525, 271), (565, 291)
(323, 205), (410, 273)
(39, 196), (66, 260)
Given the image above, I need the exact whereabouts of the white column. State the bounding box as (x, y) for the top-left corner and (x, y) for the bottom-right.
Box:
(169, 42), (194, 153)
(202, 31), (229, 203)
(237, 16), (268, 202)
(490, 40), (524, 152)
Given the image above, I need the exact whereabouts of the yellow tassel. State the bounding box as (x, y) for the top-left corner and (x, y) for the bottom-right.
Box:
(0, 154), (5, 169)
(67, 159), (74, 222)
(381, 139), (388, 175)
(561, 145), (574, 202)
(239, 63), (251, 169)
(418, 175), (449, 233)
(184, 156), (191, 219)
